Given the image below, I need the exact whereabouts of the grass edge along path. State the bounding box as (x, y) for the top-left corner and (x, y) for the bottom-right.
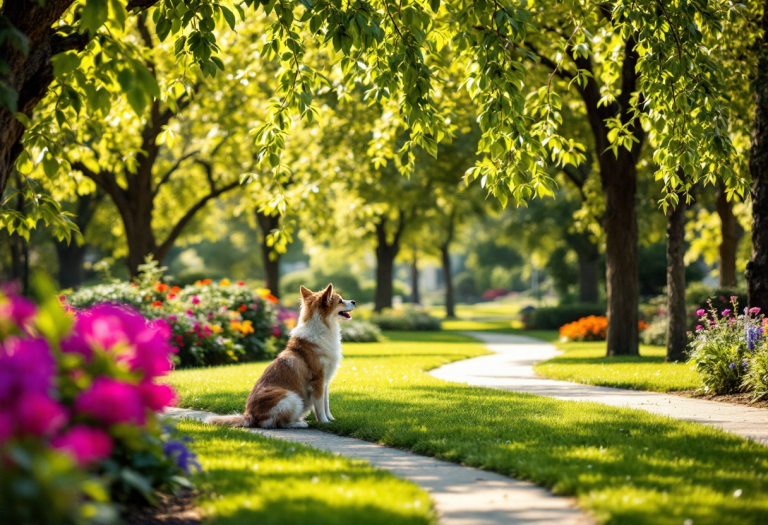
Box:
(175, 419), (436, 525)
(171, 332), (768, 525)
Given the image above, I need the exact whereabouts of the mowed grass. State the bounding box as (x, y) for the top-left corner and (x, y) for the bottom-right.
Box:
(171, 332), (768, 525)
(534, 341), (701, 392)
(176, 420), (435, 525)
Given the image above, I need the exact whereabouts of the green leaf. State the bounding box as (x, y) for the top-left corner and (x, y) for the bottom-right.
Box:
(81, 0), (109, 36)
(221, 6), (237, 30)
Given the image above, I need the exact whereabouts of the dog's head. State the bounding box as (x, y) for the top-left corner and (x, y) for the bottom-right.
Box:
(299, 284), (355, 324)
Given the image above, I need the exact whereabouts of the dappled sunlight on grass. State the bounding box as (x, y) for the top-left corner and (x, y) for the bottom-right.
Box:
(171, 333), (768, 525)
(535, 342), (701, 392)
(178, 421), (435, 525)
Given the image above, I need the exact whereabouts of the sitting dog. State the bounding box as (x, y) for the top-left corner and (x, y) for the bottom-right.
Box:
(208, 284), (355, 429)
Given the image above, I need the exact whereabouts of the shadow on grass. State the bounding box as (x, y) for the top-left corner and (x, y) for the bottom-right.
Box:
(322, 385), (768, 525)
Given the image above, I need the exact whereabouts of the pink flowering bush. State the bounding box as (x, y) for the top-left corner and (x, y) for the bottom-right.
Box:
(0, 284), (199, 525)
(688, 297), (765, 395)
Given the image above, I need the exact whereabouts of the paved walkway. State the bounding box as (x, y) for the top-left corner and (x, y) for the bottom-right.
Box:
(430, 332), (768, 446)
(165, 407), (593, 525)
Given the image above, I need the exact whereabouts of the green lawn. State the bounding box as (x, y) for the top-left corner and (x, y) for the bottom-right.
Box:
(534, 341), (701, 392)
(176, 420), (435, 524)
(171, 332), (768, 525)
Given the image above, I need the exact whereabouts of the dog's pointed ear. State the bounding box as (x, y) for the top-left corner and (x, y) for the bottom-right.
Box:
(300, 286), (313, 300)
(321, 283), (334, 305)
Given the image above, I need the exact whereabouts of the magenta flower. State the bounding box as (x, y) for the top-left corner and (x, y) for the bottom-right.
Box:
(696, 309), (706, 317)
(138, 382), (178, 411)
(75, 378), (145, 426)
(696, 325), (704, 331)
(72, 304), (145, 352)
(191, 296), (200, 305)
(731, 296), (739, 302)
(126, 319), (176, 379)
(52, 425), (113, 467)
(167, 314), (178, 322)
(750, 307), (762, 315)
(0, 337), (56, 402)
(0, 294), (37, 326)
(709, 320), (717, 326)
(0, 409), (13, 444)
(722, 309), (732, 317)
(16, 392), (68, 437)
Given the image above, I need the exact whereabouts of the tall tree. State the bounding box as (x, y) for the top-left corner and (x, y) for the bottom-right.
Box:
(666, 193), (688, 362)
(716, 181), (744, 287)
(55, 191), (103, 288)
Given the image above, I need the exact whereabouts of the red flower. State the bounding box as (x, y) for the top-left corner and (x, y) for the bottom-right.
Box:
(168, 293), (177, 300)
(237, 281), (245, 286)
(152, 300), (163, 308)
(238, 304), (247, 312)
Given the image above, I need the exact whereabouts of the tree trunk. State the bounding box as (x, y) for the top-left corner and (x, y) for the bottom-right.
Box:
(256, 210), (281, 297)
(666, 196), (688, 362)
(442, 243), (456, 318)
(125, 211), (158, 278)
(55, 241), (87, 289)
(374, 215), (405, 312)
(748, 0), (768, 312)
(410, 249), (420, 304)
(569, 232), (600, 304)
(602, 157), (640, 356)
(716, 181), (743, 288)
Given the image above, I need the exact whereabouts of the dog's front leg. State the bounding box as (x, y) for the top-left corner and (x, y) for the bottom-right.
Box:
(324, 385), (335, 421)
(312, 389), (329, 423)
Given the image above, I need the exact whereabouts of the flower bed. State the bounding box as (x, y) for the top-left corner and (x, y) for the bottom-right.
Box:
(0, 284), (198, 524)
(560, 316), (649, 342)
(688, 298), (768, 398)
(66, 266), (296, 367)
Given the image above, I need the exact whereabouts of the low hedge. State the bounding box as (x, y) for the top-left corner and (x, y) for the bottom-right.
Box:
(340, 319), (383, 342)
(370, 306), (442, 331)
(525, 303), (606, 330)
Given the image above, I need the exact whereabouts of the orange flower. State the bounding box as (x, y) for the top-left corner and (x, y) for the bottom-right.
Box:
(638, 320), (649, 331)
(238, 304), (247, 312)
(194, 280), (203, 285)
(264, 294), (279, 304)
(172, 286), (181, 293)
(202, 279), (212, 285)
(155, 282), (170, 293)
(560, 316), (608, 342)
(151, 300), (163, 308)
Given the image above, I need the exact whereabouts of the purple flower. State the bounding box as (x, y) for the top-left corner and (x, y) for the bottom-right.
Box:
(17, 392), (68, 437)
(163, 439), (201, 475)
(52, 425), (113, 467)
(0, 294), (37, 326)
(696, 309), (706, 317)
(743, 359), (749, 368)
(746, 325), (763, 352)
(75, 378), (145, 426)
(722, 309), (732, 317)
(729, 363), (737, 370)
(0, 337), (56, 402)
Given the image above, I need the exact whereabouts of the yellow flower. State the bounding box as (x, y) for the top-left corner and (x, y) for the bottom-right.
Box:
(256, 288), (271, 298)
(220, 278), (231, 287)
(240, 320), (255, 335)
(211, 324), (223, 334)
(284, 318), (297, 330)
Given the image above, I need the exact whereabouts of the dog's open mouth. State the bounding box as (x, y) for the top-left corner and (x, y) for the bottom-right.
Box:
(338, 311), (352, 320)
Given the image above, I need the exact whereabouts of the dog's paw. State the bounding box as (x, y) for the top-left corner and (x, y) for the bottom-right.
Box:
(288, 421), (309, 429)
(327, 413), (335, 421)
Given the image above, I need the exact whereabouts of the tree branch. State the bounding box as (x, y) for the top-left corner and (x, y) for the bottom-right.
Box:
(152, 149), (200, 197)
(154, 180), (240, 260)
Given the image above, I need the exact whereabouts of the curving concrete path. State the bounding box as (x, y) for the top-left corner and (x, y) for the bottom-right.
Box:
(166, 407), (593, 525)
(430, 332), (768, 446)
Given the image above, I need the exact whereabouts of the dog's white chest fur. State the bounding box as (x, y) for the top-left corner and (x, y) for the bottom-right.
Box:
(290, 315), (343, 383)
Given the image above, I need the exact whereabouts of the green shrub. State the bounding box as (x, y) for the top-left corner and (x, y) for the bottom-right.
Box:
(642, 317), (667, 346)
(65, 261), (291, 367)
(370, 306), (442, 331)
(686, 282), (747, 314)
(526, 303), (605, 330)
(744, 346), (768, 401)
(688, 299), (760, 395)
(340, 319), (383, 342)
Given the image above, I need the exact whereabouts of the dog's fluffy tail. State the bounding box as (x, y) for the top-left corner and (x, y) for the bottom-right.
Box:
(206, 414), (251, 427)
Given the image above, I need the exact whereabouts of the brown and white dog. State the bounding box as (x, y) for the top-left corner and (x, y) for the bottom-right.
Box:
(208, 284), (355, 429)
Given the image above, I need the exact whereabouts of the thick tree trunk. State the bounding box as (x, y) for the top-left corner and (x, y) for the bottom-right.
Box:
(716, 181), (743, 288)
(374, 215), (405, 312)
(442, 243), (456, 318)
(569, 233), (600, 304)
(666, 196), (688, 362)
(125, 211), (158, 278)
(602, 157), (640, 356)
(256, 210), (281, 297)
(748, 0), (768, 312)
(410, 250), (420, 304)
(55, 241), (87, 289)
(0, 0), (89, 199)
